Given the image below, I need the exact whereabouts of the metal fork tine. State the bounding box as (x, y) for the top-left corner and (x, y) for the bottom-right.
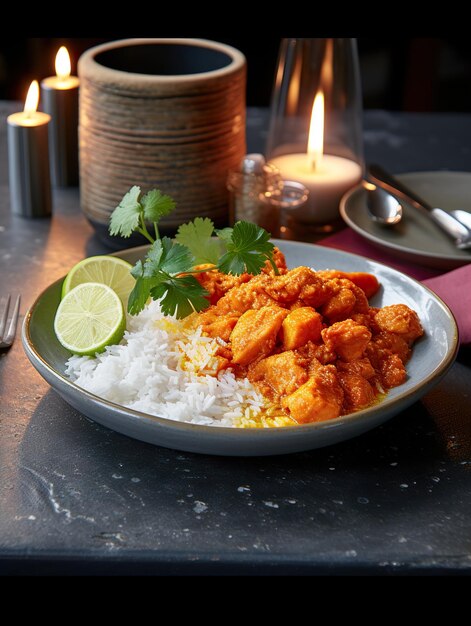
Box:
(0, 294), (11, 339)
(3, 295), (21, 345)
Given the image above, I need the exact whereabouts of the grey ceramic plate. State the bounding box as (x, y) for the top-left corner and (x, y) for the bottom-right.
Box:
(22, 241), (458, 456)
(340, 171), (471, 270)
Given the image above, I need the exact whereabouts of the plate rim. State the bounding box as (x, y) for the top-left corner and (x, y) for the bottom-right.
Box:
(21, 240), (459, 447)
(340, 170), (471, 263)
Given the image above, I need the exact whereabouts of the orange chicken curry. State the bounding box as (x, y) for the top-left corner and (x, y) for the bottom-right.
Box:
(193, 249), (423, 425)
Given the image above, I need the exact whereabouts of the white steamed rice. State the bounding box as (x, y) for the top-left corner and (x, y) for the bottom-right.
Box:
(65, 300), (266, 426)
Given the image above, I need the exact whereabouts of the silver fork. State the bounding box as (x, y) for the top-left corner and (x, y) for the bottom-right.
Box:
(0, 295), (21, 351)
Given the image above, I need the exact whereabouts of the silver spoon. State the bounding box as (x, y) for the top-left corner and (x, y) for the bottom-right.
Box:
(362, 181), (403, 225)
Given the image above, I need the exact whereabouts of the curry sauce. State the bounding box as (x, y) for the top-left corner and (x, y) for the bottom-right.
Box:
(192, 249), (423, 426)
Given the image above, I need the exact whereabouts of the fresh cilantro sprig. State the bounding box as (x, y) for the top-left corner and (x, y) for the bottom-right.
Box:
(128, 237), (209, 318)
(175, 217), (222, 265)
(176, 220), (278, 276)
(217, 221), (278, 276)
(109, 186), (176, 243)
(109, 187), (278, 319)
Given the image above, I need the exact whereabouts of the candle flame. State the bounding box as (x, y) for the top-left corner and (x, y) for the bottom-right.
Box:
(55, 46), (71, 81)
(24, 80), (39, 116)
(307, 90), (324, 171)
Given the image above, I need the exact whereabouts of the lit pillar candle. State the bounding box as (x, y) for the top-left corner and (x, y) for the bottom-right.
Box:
(7, 80), (52, 218)
(269, 90), (362, 226)
(40, 46), (79, 187)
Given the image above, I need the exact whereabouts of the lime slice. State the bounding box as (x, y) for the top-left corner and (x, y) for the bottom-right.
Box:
(61, 255), (135, 309)
(54, 282), (126, 355)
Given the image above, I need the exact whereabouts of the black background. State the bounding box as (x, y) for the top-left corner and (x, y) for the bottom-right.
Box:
(1, 36), (471, 113)
(0, 8), (470, 112)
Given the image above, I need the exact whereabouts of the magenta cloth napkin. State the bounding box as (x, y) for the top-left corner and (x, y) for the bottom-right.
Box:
(317, 228), (471, 345)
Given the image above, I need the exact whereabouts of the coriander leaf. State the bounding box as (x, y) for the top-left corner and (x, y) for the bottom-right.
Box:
(231, 221), (274, 252)
(144, 237), (194, 276)
(128, 258), (158, 315)
(215, 227), (233, 246)
(142, 239), (166, 276)
(161, 240), (195, 276)
(218, 250), (264, 276)
(130, 259), (144, 280)
(175, 217), (221, 265)
(127, 275), (159, 315)
(141, 189), (176, 223)
(128, 238), (205, 318)
(151, 275), (209, 319)
(128, 255), (161, 315)
(109, 186), (142, 238)
(217, 221), (275, 275)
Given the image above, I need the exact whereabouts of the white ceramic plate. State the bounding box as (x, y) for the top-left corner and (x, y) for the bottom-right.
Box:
(340, 171), (471, 270)
(22, 240), (458, 456)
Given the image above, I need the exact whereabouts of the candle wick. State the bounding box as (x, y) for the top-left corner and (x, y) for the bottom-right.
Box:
(310, 153), (322, 173)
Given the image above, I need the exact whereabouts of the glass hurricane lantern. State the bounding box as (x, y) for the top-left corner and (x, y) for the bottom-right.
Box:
(266, 38), (364, 236)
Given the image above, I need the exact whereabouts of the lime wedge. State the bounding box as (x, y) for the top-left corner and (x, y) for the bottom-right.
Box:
(61, 255), (135, 310)
(54, 282), (126, 355)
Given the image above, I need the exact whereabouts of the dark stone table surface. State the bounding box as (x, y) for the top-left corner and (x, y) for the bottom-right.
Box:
(1, 103), (470, 575)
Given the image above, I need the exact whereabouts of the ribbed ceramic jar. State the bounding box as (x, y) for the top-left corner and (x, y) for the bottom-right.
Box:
(78, 38), (246, 246)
